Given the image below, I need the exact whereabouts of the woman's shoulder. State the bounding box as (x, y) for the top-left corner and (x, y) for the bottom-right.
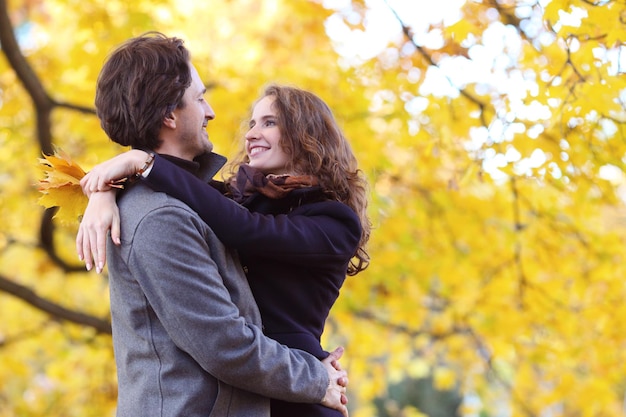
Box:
(294, 198), (359, 223)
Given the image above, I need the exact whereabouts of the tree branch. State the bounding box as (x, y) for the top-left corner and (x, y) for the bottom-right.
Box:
(0, 0), (106, 333)
(468, 328), (538, 417)
(384, 0), (488, 126)
(54, 100), (97, 115)
(0, 273), (111, 334)
(39, 208), (87, 273)
(0, 0), (54, 155)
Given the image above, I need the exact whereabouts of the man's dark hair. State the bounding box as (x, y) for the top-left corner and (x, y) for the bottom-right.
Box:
(95, 32), (191, 150)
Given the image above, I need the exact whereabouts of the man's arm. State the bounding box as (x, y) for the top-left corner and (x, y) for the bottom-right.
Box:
(126, 202), (344, 406)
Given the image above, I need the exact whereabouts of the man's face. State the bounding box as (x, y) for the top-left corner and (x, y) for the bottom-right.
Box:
(172, 64), (215, 158)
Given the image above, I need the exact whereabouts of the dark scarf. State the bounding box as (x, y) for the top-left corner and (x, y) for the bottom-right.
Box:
(228, 165), (319, 204)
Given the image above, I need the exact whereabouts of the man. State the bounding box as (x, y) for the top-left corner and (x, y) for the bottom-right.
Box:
(78, 32), (348, 417)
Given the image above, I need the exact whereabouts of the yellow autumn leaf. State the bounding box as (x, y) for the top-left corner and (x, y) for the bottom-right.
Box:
(407, 358), (430, 380)
(433, 366), (456, 391)
(38, 149), (86, 185)
(543, 0), (565, 27)
(401, 406), (428, 417)
(444, 18), (475, 44)
(38, 149), (88, 224)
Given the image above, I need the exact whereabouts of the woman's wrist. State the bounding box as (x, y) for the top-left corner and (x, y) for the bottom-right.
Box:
(135, 152), (154, 178)
(131, 150), (155, 179)
(87, 189), (118, 200)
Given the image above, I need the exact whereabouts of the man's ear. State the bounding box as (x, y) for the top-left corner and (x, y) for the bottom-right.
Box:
(163, 111), (176, 129)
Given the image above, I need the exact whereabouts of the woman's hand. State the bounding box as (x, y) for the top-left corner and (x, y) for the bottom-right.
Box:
(76, 191), (120, 273)
(80, 149), (150, 196)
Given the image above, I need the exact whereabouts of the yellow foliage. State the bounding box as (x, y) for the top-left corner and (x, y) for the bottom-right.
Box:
(433, 366), (456, 391)
(402, 406), (429, 417)
(406, 358), (430, 380)
(37, 150), (88, 224)
(443, 18), (476, 44)
(3, 0), (626, 416)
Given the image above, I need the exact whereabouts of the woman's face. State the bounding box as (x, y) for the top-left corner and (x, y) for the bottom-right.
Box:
(245, 95), (291, 175)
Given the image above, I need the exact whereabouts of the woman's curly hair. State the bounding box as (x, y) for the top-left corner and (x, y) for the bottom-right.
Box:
(228, 84), (371, 274)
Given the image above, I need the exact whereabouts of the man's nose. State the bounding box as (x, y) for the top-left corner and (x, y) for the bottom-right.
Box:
(205, 103), (215, 120)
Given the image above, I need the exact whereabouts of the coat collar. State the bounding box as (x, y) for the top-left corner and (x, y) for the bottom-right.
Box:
(159, 152), (227, 182)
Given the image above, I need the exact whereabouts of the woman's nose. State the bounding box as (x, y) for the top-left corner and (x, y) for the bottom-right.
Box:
(245, 126), (258, 140)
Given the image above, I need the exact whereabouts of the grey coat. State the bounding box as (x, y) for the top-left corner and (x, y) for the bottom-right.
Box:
(108, 152), (328, 417)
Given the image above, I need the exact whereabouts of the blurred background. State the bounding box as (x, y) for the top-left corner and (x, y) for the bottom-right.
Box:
(1, 0), (626, 416)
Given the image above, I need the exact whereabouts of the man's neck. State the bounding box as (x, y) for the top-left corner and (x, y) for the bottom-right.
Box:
(154, 143), (196, 161)
(154, 151), (227, 183)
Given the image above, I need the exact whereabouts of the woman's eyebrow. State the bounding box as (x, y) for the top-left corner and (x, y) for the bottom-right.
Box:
(249, 114), (274, 128)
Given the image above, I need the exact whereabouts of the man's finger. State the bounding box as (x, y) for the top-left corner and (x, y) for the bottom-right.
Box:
(327, 346), (344, 362)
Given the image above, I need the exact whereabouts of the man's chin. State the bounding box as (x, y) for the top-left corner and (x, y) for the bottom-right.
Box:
(194, 140), (213, 156)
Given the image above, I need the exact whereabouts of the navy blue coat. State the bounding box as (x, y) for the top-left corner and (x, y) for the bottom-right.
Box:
(144, 154), (362, 417)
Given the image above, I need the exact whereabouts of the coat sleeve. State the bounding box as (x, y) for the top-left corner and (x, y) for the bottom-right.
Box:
(143, 155), (361, 262)
(126, 203), (328, 402)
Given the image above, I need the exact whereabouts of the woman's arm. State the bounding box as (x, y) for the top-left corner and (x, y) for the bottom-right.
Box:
(80, 149), (151, 195)
(76, 190), (120, 273)
(76, 149), (149, 272)
(76, 150), (361, 267)
(146, 155), (361, 261)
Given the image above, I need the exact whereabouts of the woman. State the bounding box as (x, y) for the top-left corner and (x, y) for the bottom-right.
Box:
(78, 84), (371, 417)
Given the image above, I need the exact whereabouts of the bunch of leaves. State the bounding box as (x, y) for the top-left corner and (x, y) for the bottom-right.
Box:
(38, 149), (88, 225)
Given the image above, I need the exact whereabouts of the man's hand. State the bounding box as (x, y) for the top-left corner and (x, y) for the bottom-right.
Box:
(320, 346), (349, 417)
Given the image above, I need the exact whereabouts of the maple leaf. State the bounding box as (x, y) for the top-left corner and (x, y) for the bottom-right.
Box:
(37, 149), (88, 224)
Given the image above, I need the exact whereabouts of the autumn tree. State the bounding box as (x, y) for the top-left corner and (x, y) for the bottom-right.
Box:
(1, 0), (625, 416)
